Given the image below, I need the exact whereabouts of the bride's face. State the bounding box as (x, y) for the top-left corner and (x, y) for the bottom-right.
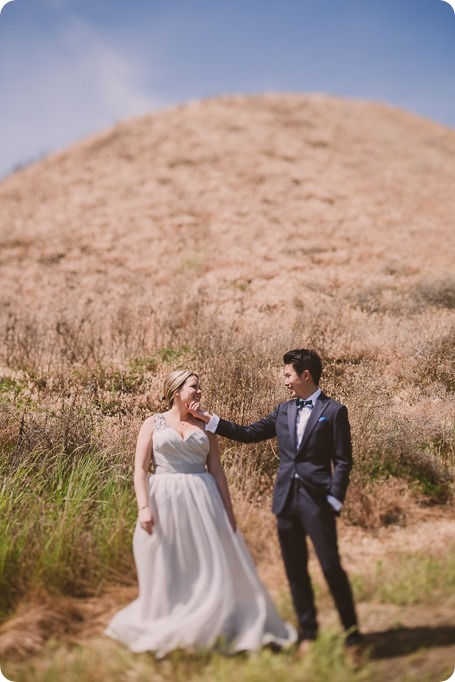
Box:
(178, 375), (202, 406)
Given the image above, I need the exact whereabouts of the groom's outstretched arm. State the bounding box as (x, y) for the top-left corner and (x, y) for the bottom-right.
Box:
(213, 409), (278, 443)
(189, 403), (278, 443)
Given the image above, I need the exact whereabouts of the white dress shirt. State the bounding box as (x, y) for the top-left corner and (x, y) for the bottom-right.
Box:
(206, 414), (220, 433)
(296, 388), (321, 447)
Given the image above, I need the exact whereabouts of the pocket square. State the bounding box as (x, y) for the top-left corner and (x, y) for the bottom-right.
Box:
(318, 416), (328, 422)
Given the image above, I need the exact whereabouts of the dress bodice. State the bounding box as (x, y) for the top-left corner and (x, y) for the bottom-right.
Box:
(152, 413), (210, 474)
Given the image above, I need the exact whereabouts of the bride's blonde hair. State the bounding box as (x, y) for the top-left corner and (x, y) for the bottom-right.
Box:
(163, 370), (199, 407)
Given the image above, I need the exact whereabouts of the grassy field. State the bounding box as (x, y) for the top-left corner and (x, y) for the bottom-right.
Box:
(0, 93), (454, 680)
(1, 303), (454, 681)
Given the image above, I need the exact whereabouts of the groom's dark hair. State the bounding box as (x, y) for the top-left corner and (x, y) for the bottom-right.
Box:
(283, 349), (323, 384)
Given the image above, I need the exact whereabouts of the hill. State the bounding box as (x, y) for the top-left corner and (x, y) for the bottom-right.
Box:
(1, 93), (454, 328)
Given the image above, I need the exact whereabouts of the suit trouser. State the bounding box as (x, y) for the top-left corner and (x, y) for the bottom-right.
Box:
(276, 477), (359, 645)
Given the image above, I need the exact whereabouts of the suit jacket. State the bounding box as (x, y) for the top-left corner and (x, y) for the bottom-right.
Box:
(215, 392), (353, 515)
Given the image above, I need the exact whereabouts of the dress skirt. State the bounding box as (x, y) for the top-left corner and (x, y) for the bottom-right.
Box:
(104, 470), (296, 656)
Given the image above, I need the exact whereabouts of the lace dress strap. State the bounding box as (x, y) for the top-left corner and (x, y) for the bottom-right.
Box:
(154, 413), (168, 431)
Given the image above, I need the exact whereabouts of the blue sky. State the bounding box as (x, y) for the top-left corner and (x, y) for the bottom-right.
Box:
(0, 0), (454, 178)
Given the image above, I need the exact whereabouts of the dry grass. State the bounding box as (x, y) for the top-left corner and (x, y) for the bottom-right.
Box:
(2, 631), (373, 682)
(0, 301), (453, 623)
(0, 94), (454, 677)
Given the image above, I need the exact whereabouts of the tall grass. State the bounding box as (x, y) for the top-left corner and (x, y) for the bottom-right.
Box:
(0, 301), (454, 618)
(0, 446), (136, 617)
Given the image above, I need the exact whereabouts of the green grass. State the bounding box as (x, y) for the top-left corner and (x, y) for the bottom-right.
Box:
(352, 549), (455, 606)
(2, 630), (371, 682)
(0, 447), (136, 617)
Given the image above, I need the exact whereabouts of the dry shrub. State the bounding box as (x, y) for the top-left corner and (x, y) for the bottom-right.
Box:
(418, 328), (455, 394)
(229, 489), (277, 565)
(344, 477), (416, 529)
(353, 276), (455, 316)
(0, 585), (136, 661)
(413, 275), (455, 310)
(0, 404), (19, 451)
(351, 280), (411, 315)
(0, 592), (87, 660)
(16, 400), (98, 459)
(351, 407), (453, 502)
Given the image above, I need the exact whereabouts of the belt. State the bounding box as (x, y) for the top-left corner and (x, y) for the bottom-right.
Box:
(154, 463), (206, 474)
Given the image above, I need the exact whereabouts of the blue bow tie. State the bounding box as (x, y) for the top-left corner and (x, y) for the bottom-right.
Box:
(296, 398), (313, 410)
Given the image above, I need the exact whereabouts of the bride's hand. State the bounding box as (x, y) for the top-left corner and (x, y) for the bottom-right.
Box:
(187, 400), (211, 423)
(139, 506), (154, 535)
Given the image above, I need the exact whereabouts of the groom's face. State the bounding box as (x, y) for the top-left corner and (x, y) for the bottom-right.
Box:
(283, 364), (308, 398)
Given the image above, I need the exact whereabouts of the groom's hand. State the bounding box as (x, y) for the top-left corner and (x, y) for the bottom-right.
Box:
(187, 400), (212, 423)
(327, 495), (343, 516)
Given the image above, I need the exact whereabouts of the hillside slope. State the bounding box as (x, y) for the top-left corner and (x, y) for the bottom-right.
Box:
(1, 93), (454, 330)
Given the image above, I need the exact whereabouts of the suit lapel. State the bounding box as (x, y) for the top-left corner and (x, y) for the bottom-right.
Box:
(287, 400), (298, 451)
(296, 393), (330, 455)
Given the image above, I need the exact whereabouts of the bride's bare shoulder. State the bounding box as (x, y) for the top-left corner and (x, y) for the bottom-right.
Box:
(140, 414), (159, 433)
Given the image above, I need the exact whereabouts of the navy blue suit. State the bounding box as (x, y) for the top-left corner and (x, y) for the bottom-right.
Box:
(215, 391), (360, 643)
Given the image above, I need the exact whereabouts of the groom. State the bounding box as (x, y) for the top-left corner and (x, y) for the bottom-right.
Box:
(191, 348), (362, 658)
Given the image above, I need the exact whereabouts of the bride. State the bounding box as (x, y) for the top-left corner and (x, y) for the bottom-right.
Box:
(104, 370), (296, 656)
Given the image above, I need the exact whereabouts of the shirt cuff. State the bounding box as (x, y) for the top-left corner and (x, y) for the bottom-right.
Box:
(206, 415), (220, 433)
(327, 495), (343, 512)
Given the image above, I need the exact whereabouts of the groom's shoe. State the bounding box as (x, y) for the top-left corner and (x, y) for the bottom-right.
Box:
(344, 643), (364, 669)
(295, 638), (315, 661)
(344, 628), (364, 668)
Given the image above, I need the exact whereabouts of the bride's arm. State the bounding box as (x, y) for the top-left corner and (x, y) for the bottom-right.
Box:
(133, 416), (155, 535)
(206, 432), (237, 532)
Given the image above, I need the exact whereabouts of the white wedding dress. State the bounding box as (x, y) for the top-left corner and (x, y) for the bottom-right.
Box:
(104, 413), (296, 656)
